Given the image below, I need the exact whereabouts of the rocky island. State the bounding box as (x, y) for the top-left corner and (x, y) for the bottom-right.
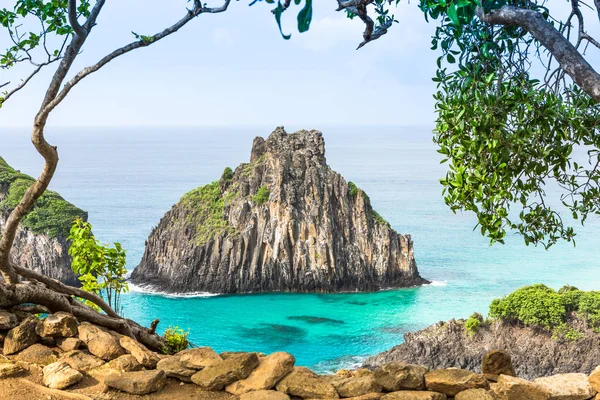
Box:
(0, 156), (86, 286)
(131, 127), (428, 293)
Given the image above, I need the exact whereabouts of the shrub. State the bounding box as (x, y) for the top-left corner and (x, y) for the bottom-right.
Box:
(465, 312), (483, 336)
(552, 324), (584, 341)
(578, 291), (600, 332)
(488, 284), (566, 331)
(221, 167), (234, 181)
(253, 185), (270, 205)
(163, 326), (190, 354)
(348, 181), (359, 198)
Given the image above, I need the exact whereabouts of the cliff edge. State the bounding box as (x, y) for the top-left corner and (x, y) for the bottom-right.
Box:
(131, 127), (428, 293)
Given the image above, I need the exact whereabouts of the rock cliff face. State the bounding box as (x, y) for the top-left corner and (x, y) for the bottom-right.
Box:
(131, 128), (427, 293)
(363, 318), (600, 380)
(0, 157), (85, 286)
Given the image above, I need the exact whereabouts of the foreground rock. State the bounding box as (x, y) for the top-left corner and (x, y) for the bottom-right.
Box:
(455, 389), (495, 400)
(42, 361), (83, 390)
(0, 311), (17, 330)
(481, 350), (515, 377)
(104, 369), (167, 395)
(35, 312), (78, 337)
(0, 362), (23, 378)
(226, 351), (295, 394)
(3, 316), (38, 355)
(156, 355), (196, 382)
(374, 362), (428, 391)
(180, 347), (223, 369)
(15, 344), (58, 366)
(60, 350), (106, 371)
(275, 367), (339, 399)
(239, 390), (291, 400)
(381, 391), (446, 400)
(131, 128), (428, 294)
(533, 373), (596, 400)
(425, 369), (488, 396)
(492, 375), (550, 400)
(78, 322), (125, 360)
(120, 336), (160, 368)
(365, 318), (600, 379)
(192, 352), (259, 391)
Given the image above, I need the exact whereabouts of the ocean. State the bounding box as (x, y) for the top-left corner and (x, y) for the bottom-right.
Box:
(2, 125), (600, 372)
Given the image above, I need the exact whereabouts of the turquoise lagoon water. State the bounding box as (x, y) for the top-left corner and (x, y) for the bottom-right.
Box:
(2, 126), (600, 372)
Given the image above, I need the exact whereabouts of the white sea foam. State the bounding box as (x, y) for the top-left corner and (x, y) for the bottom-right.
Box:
(127, 282), (221, 298)
(427, 280), (448, 287)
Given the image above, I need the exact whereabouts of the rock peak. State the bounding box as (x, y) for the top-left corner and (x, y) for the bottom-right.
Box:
(251, 127), (325, 164)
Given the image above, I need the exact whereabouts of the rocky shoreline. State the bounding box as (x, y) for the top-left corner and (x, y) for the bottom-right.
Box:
(2, 308), (600, 399)
(132, 128), (427, 294)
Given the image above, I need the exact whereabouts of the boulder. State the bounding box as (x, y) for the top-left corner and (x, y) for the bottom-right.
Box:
(0, 362), (24, 378)
(374, 362), (428, 391)
(345, 394), (384, 400)
(0, 311), (18, 330)
(482, 350), (516, 377)
(191, 352), (260, 391)
(492, 375), (550, 400)
(381, 391), (447, 400)
(106, 354), (143, 372)
(275, 366), (339, 399)
(42, 361), (84, 390)
(3, 316), (37, 355)
(425, 369), (489, 396)
(104, 369), (167, 395)
(156, 355), (196, 382)
(226, 352), (295, 394)
(331, 374), (382, 398)
(180, 347), (224, 369)
(221, 351), (265, 359)
(55, 337), (83, 352)
(60, 350), (106, 372)
(78, 322), (125, 360)
(15, 343), (58, 366)
(455, 389), (496, 400)
(119, 336), (160, 368)
(590, 366), (600, 392)
(35, 312), (78, 337)
(533, 373), (597, 400)
(239, 390), (291, 400)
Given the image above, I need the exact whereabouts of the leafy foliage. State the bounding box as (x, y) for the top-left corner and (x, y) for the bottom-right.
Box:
(488, 284), (600, 339)
(253, 185), (270, 205)
(68, 218), (128, 314)
(162, 326), (189, 354)
(0, 156), (86, 238)
(348, 181), (359, 198)
(465, 312), (483, 336)
(421, 0), (600, 248)
(221, 167), (234, 182)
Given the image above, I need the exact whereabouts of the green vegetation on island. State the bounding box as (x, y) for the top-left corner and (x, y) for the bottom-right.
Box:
(0, 156), (86, 239)
(466, 284), (600, 341)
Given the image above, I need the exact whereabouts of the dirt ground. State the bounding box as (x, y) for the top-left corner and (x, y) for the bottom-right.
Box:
(0, 368), (236, 400)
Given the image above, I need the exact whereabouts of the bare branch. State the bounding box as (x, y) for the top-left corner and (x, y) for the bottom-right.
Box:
(478, 5), (600, 101)
(68, 0), (86, 37)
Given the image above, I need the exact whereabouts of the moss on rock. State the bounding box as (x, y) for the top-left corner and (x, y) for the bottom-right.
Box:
(0, 156), (86, 239)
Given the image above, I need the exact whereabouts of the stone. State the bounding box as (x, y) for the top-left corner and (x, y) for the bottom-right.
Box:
(104, 369), (167, 395)
(60, 350), (106, 372)
(590, 366), (600, 392)
(331, 375), (382, 398)
(191, 352), (259, 391)
(0, 362), (24, 378)
(15, 343), (58, 366)
(482, 350), (516, 377)
(425, 369), (489, 396)
(226, 351), (295, 394)
(119, 335), (160, 368)
(3, 316), (37, 355)
(180, 347), (223, 370)
(533, 373), (597, 400)
(221, 351), (264, 360)
(42, 361), (84, 390)
(345, 394), (384, 400)
(55, 337), (83, 352)
(35, 312), (78, 337)
(374, 362), (429, 391)
(156, 355), (196, 382)
(381, 391), (446, 400)
(336, 369), (354, 378)
(492, 375), (550, 400)
(78, 322), (125, 360)
(0, 311), (18, 330)
(275, 366), (339, 399)
(455, 389), (496, 400)
(106, 354), (143, 372)
(239, 390), (291, 400)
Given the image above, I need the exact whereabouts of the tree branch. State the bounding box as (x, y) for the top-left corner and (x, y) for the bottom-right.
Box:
(478, 5), (600, 101)
(68, 0), (86, 37)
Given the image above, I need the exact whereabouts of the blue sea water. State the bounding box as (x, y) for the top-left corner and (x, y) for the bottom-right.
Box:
(2, 125), (600, 372)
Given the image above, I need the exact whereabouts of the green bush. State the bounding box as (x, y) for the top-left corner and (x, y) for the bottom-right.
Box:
(488, 284), (566, 331)
(465, 312), (483, 336)
(253, 185), (270, 205)
(163, 326), (190, 354)
(578, 291), (600, 331)
(221, 167), (234, 181)
(348, 181), (359, 198)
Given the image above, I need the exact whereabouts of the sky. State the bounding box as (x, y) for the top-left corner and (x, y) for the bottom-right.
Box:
(0, 1), (440, 128)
